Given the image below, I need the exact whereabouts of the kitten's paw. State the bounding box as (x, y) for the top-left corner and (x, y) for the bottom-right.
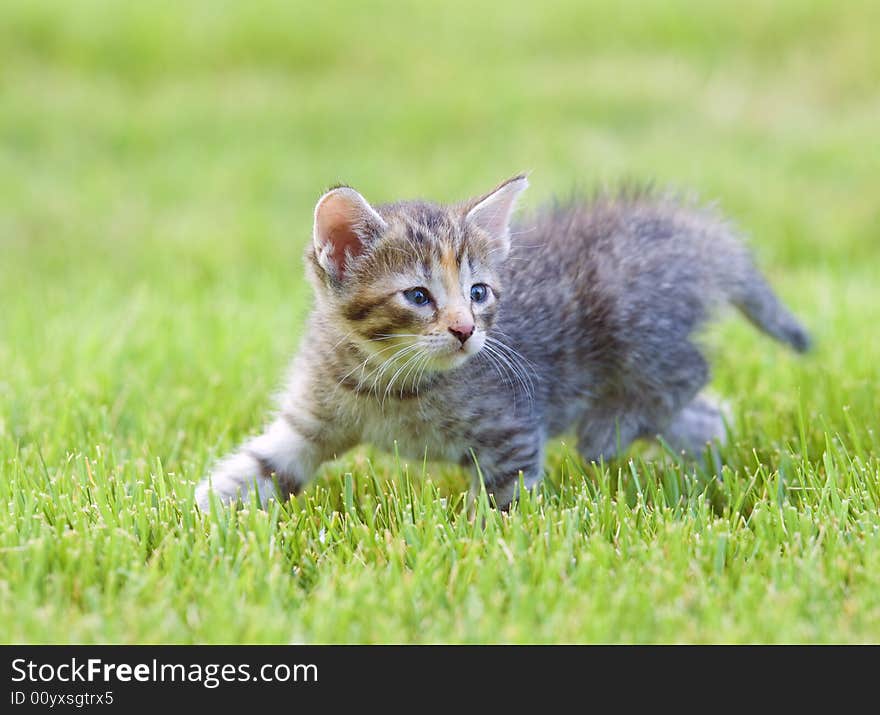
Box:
(194, 479), (223, 511)
(661, 395), (731, 456)
(194, 452), (277, 510)
(692, 396), (731, 446)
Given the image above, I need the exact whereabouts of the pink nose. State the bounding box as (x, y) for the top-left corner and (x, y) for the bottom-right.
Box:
(448, 322), (475, 345)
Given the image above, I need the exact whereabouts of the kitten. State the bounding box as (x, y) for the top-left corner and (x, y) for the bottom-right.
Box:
(195, 175), (810, 510)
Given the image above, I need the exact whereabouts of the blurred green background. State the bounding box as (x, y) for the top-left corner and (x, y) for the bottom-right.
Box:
(1, 1), (879, 642)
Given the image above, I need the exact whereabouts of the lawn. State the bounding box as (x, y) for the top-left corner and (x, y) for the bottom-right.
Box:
(1, 0), (879, 643)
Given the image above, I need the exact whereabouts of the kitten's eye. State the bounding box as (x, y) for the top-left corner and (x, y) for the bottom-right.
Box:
(470, 283), (490, 303)
(403, 287), (432, 306)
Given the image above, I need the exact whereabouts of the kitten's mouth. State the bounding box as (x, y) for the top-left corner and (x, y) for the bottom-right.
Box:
(425, 353), (470, 373)
(428, 332), (485, 369)
(461, 331), (486, 356)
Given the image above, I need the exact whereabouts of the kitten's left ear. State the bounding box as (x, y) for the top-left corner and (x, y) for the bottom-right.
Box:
(465, 174), (529, 262)
(313, 186), (387, 279)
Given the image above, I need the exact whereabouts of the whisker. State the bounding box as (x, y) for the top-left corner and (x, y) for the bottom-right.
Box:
(383, 347), (423, 404)
(487, 332), (538, 370)
(399, 348), (428, 396)
(479, 347), (517, 400)
(335, 341), (406, 388)
(368, 343), (422, 401)
(383, 350), (427, 406)
(492, 343), (538, 379)
(370, 333), (424, 341)
(412, 352), (434, 409)
(482, 343), (528, 403)
(328, 329), (357, 352)
(482, 336), (536, 406)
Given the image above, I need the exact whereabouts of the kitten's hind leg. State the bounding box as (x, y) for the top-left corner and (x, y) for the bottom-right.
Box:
(576, 412), (649, 464)
(659, 395), (730, 457)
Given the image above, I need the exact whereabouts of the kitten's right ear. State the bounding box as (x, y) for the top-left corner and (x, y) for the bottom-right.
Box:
(465, 174), (529, 263)
(313, 186), (387, 279)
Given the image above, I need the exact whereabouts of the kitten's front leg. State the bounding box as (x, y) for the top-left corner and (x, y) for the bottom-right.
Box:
(195, 419), (308, 509)
(195, 392), (348, 509)
(468, 426), (546, 510)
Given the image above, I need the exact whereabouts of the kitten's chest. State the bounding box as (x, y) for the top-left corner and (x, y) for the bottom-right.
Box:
(353, 396), (465, 463)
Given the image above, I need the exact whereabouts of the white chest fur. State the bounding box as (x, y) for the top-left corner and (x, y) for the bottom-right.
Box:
(343, 392), (465, 463)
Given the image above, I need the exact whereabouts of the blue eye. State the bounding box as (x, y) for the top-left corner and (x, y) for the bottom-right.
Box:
(403, 287), (432, 306)
(470, 283), (490, 303)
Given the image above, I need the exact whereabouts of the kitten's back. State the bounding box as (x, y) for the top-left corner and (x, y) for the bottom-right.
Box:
(505, 188), (810, 356)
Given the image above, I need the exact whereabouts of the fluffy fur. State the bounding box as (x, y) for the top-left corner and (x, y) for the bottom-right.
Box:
(195, 176), (810, 510)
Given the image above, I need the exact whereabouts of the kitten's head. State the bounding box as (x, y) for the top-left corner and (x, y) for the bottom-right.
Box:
(307, 175), (528, 374)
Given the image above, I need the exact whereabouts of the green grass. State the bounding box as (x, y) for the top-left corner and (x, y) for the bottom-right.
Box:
(2, 0), (879, 643)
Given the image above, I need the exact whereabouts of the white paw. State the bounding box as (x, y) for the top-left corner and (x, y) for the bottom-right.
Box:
(194, 452), (277, 510)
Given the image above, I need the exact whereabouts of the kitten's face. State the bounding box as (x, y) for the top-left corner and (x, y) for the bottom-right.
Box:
(340, 214), (500, 371)
(309, 176), (527, 378)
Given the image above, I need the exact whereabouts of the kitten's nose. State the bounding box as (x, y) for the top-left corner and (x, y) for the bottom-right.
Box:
(448, 322), (475, 345)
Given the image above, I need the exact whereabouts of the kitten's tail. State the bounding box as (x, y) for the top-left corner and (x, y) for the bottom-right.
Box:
(674, 194), (812, 353)
(729, 265), (812, 353)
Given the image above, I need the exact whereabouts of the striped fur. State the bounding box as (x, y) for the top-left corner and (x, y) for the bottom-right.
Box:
(196, 177), (810, 510)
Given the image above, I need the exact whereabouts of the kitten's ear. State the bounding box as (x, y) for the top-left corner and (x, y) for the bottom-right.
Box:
(313, 186), (387, 278)
(465, 174), (529, 262)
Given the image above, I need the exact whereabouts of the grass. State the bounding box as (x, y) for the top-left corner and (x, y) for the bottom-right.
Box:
(1, 0), (879, 643)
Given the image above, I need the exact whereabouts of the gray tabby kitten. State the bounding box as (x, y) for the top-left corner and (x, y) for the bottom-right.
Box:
(195, 175), (809, 510)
